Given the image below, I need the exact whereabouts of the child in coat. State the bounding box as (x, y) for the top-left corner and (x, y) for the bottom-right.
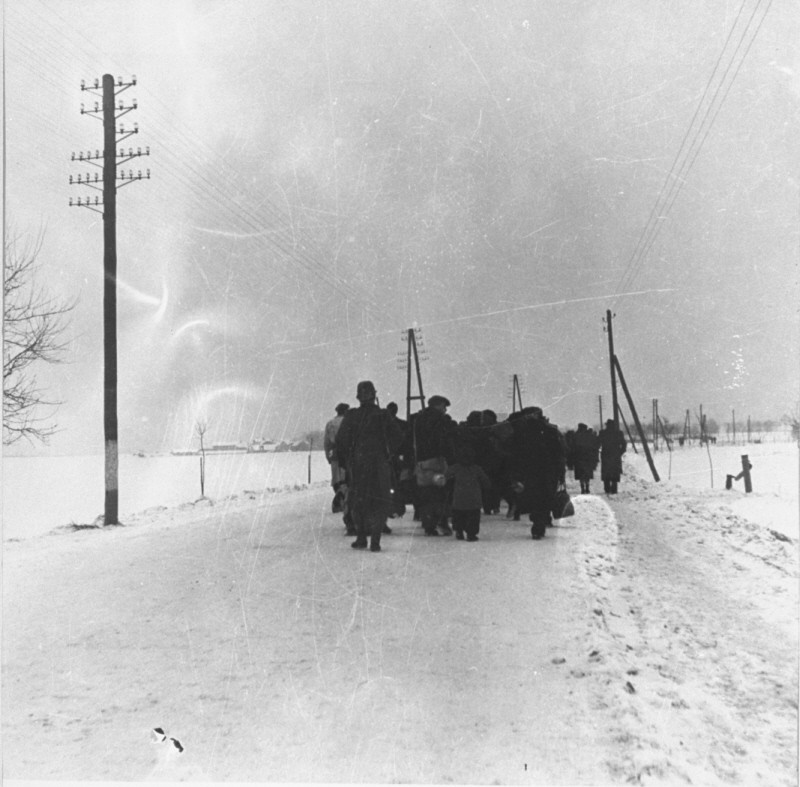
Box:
(444, 445), (491, 541)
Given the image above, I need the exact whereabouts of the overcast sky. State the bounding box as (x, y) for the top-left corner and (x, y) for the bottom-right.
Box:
(4, 0), (798, 454)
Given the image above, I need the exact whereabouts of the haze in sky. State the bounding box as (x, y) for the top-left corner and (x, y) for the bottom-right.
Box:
(4, 0), (798, 455)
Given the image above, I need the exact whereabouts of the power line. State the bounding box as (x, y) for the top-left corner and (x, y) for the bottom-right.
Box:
(11, 1), (384, 321)
(613, 0), (773, 300)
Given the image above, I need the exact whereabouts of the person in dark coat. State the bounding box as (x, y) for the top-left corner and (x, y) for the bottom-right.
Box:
(408, 394), (456, 536)
(385, 402), (408, 517)
(505, 406), (566, 539)
(479, 410), (505, 515)
(324, 402), (350, 513)
(335, 381), (405, 552)
(444, 444), (491, 541)
(598, 419), (627, 494)
(572, 422), (600, 494)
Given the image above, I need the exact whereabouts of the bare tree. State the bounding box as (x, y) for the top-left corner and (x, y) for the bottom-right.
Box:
(783, 402), (800, 445)
(3, 231), (74, 445)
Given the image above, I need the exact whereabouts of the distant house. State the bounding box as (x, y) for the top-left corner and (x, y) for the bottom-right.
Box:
(171, 448), (198, 456)
(206, 443), (248, 453)
(249, 440), (278, 453)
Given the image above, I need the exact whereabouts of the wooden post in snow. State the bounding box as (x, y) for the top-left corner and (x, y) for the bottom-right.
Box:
(741, 454), (753, 493)
(613, 355), (659, 482)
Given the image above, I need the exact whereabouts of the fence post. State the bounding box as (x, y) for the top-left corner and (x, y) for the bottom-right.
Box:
(741, 454), (752, 493)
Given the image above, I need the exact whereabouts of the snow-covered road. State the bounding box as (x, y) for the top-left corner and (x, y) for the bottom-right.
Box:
(2, 473), (797, 785)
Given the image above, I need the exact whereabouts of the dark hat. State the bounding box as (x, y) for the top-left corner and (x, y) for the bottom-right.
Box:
(428, 395), (450, 408)
(520, 405), (543, 418)
(335, 402), (350, 415)
(356, 380), (376, 401)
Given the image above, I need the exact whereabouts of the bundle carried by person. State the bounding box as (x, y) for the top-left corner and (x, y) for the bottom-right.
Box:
(415, 456), (447, 487)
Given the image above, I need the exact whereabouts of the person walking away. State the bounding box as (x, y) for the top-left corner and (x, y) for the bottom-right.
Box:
(572, 422), (599, 494)
(385, 401), (408, 517)
(599, 419), (627, 494)
(444, 444), (491, 541)
(479, 410), (504, 515)
(408, 394), (456, 536)
(335, 381), (404, 552)
(324, 403), (350, 513)
(506, 406), (566, 540)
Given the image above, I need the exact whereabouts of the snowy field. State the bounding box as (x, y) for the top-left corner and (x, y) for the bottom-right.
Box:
(3, 441), (797, 542)
(2, 450), (331, 541)
(625, 441), (798, 540)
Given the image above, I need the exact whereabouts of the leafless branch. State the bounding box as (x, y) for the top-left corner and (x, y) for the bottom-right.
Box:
(3, 229), (75, 445)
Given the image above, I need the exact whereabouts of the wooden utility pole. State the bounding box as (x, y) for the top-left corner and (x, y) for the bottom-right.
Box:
(606, 310), (619, 428)
(403, 327), (427, 421)
(614, 355), (659, 481)
(101, 75), (119, 524)
(619, 409), (638, 454)
(71, 74), (150, 525)
(598, 395), (603, 431)
(652, 398), (659, 451)
(732, 409), (736, 446)
(511, 374), (523, 413)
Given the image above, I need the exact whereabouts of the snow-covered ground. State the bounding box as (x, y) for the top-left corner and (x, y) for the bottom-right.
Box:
(2, 451), (331, 541)
(625, 441), (798, 540)
(2, 443), (798, 785)
(3, 442), (796, 543)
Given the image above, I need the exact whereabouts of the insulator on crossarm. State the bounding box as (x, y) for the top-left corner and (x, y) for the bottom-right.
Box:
(134, 123), (139, 133)
(117, 76), (123, 86)
(128, 148), (133, 156)
(95, 196), (99, 204)
(146, 146), (150, 155)
(132, 75), (137, 84)
(132, 100), (138, 109)
(137, 147), (141, 155)
(96, 150), (100, 158)
(94, 102), (99, 112)
(80, 103), (85, 114)
(80, 79), (85, 89)
(94, 78), (99, 89)
(146, 169), (151, 177)
(69, 175), (73, 184)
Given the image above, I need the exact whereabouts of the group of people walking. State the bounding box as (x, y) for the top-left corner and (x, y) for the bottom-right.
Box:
(324, 381), (627, 553)
(564, 421), (627, 495)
